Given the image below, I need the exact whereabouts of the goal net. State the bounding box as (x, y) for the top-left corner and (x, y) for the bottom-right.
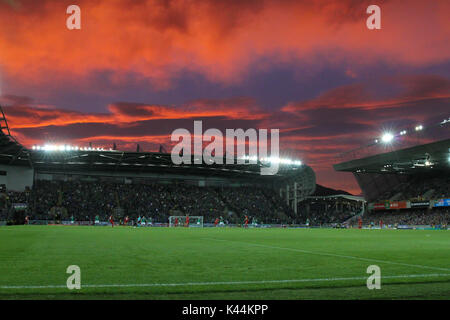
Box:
(169, 216), (203, 227)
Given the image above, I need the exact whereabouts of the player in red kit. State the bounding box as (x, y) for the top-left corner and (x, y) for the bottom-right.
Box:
(185, 215), (190, 227)
(358, 217), (362, 229)
(124, 215), (129, 226)
(379, 219), (383, 229)
(174, 217), (179, 227)
(109, 215), (114, 228)
(244, 215), (249, 228)
(214, 218), (219, 227)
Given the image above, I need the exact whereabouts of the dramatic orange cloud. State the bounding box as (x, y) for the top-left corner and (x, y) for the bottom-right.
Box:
(0, 1), (448, 194)
(0, 95), (267, 129)
(0, 0), (449, 88)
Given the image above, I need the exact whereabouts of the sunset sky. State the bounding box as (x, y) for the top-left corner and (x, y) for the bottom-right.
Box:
(0, 0), (449, 194)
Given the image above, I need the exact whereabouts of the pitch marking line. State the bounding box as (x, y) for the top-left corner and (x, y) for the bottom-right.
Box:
(1, 273), (449, 289)
(205, 238), (450, 272)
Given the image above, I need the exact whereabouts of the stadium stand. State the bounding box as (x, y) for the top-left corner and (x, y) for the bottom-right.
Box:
(334, 117), (450, 227)
(375, 174), (450, 202)
(1, 180), (296, 224)
(297, 195), (364, 226)
(361, 208), (450, 227)
(0, 104), (317, 225)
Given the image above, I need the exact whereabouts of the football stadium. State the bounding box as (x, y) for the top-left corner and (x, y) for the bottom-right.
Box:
(0, 1), (449, 308)
(0, 107), (449, 300)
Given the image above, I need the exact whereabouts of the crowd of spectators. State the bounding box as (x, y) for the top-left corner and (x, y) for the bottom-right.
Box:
(362, 208), (449, 227)
(361, 174), (450, 227)
(1, 180), (295, 224)
(3, 176), (449, 226)
(220, 187), (295, 223)
(0, 191), (30, 220)
(297, 198), (363, 225)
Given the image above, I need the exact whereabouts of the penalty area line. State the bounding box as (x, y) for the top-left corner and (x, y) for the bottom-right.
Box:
(204, 238), (450, 272)
(1, 273), (449, 289)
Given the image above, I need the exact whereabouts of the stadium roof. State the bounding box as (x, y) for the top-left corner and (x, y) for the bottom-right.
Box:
(29, 149), (312, 180)
(306, 194), (365, 202)
(0, 108), (32, 167)
(333, 138), (450, 174)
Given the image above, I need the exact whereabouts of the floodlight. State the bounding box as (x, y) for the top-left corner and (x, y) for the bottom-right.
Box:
(381, 133), (394, 143)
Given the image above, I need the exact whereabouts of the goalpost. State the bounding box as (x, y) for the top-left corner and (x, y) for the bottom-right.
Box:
(169, 216), (204, 228)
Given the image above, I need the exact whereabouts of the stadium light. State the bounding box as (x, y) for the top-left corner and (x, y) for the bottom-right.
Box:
(415, 125), (423, 131)
(240, 155), (302, 166)
(399, 130), (407, 136)
(381, 132), (394, 143)
(441, 117), (450, 125)
(33, 144), (110, 152)
(43, 144), (54, 151)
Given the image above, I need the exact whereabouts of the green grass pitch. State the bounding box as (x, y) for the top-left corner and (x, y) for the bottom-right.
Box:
(0, 225), (449, 300)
